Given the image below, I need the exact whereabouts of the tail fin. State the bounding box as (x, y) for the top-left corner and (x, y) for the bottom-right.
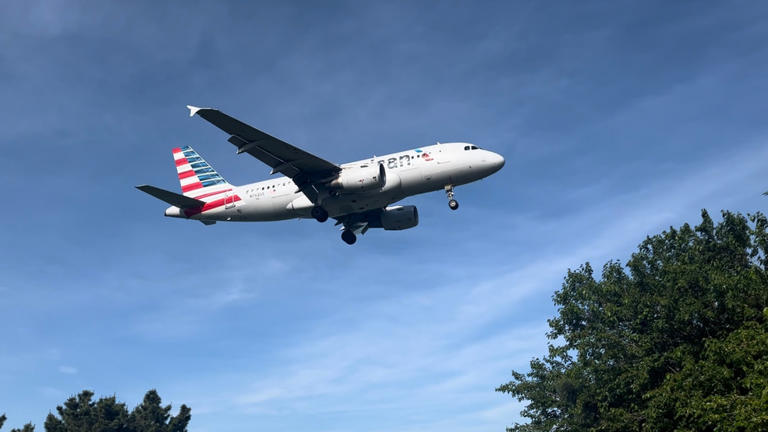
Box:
(173, 146), (231, 197)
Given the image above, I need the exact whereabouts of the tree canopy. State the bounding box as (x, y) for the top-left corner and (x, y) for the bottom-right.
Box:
(1, 390), (190, 432)
(0, 413), (34, 432)
(498, 210), (768, 431)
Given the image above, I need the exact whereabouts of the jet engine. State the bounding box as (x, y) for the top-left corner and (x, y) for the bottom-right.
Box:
(328, 164), (386, 193)
(379, 205), (419, 230)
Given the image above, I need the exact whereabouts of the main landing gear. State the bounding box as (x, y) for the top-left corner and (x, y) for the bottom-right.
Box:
(445, 185), (459, 210)
(311, 206), (329, 222)
(341, 230), (357, 245)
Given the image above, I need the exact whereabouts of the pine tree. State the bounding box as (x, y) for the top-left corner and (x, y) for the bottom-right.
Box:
(1, 413), (35, 432)
(43, 389), (190, 432)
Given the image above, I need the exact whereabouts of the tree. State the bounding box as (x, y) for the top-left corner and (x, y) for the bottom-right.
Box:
(43, 390), (128, 432)
(43, 389), (190, 432)
(497, 210), (768, 431)
(128, 390), (190, 432)
(1, 413), (35, 432)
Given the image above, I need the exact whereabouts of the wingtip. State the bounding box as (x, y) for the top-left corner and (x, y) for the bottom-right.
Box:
(186, 105), (205, 117)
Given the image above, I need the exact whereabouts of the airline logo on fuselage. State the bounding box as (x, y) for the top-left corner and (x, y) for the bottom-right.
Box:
(379, 151), (425, 170)
(414, 149), (433, 161)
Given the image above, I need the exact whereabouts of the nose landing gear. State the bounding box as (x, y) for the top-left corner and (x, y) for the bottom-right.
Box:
(445, 185), (459, 210)
(311, 206), (329, 222)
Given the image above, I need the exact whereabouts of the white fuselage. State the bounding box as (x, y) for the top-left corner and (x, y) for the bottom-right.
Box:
(166, 142), (504, 222)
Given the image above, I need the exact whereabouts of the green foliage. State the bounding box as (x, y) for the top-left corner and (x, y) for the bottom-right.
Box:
(1, 413), (35, 432)
(44, 390), (129, 432)
(497, 210), (768, 432)
(1, 390), (189, 432)
(43, 389), (190, 432)
(128, 390), (191, 432)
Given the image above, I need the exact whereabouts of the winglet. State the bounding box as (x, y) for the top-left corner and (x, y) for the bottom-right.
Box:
(186, 105), (206, 117)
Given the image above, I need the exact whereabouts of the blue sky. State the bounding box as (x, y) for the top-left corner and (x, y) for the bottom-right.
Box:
(1, 1), (767, 431)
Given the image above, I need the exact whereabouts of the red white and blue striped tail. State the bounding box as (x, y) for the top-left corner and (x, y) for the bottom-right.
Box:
(173, 146), (231, 198)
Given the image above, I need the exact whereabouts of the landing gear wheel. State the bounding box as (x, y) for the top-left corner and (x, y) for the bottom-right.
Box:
(341, 230), (357, 245)
(311, 206), (329, 223)
(445, 185), (459, 211)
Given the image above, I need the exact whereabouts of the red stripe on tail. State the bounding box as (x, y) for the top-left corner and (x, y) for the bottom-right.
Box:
(181, 182), (204, 193)
(184, 195), (241, 217)
(178, 170), (196, 179)
(191, 188), (232, 200)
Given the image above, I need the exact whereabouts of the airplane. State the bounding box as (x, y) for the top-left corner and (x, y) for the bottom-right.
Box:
(137, 106), (505, 244)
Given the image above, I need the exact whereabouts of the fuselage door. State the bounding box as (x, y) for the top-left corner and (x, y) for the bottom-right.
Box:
(225, 190), (236, 210)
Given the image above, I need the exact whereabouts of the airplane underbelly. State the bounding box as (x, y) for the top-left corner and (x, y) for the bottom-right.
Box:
(287, 194), (313, 218)
(324, 191), (402, 217)
(420, 160), (478, 189)
(233, 194), (295, 221)
(449, 165), (476, 186)
(422, 162), (453, 188)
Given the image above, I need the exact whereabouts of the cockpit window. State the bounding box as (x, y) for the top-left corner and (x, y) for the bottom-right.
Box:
(464, 146), (470, 151)
(470, 145), (479, 150)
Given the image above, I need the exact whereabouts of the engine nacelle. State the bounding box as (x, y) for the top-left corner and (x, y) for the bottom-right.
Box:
(380, 170), (401, 193)
(328, 164), (386, 193)
(380, 205), (419, 230)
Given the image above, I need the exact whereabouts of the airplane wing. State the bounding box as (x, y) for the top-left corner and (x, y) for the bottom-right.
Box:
(333, 208), (384, 235)
(187, 105), (340, 203)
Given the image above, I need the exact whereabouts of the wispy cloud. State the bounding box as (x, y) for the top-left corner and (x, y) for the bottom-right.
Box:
(58, 365), (77, 375)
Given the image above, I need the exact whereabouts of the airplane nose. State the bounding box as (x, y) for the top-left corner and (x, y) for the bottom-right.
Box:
(490, 152), (505, 171)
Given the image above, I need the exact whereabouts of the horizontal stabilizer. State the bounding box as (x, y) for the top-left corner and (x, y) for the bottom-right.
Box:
(136, 185), (204, 209)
